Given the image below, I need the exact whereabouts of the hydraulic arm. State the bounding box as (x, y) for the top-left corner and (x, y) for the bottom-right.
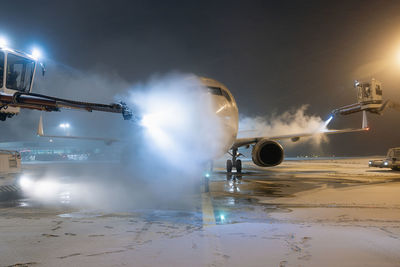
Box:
(0, 91), (133, 121)
(331, 78), (400, 116)
(0, 45), (135, 122)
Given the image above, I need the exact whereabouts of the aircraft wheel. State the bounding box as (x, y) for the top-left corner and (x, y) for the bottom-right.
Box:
(226, 159), (233, 173)
(236, 159), (242, 173)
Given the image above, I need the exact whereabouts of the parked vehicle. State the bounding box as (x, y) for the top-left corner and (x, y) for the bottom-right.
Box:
(369, 147), (400, 171)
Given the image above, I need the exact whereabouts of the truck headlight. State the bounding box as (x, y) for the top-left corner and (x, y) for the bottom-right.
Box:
(19, 175), (34, 190)
(384, 161), (389, 166)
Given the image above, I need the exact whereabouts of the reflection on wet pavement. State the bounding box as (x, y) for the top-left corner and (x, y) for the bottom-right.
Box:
(1, 159), (400, 266)
(1, 159), (400, 226)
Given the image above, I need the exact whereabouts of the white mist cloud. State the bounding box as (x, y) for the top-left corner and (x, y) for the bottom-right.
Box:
(238, 105), (330, 146)
(17, 66), (333, 210)
(17, 68), (224, 210)
(126, 73), (223, 173)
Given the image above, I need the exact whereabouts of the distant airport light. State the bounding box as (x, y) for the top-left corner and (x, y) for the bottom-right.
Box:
(59, 123), (70, 129)
(0, 36), (8, 48)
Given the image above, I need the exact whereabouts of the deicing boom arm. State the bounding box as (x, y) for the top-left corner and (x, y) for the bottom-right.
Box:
(0, 92), (133, 120)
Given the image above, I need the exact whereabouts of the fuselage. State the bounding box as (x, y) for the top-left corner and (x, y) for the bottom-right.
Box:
(199, 77), (239, 157)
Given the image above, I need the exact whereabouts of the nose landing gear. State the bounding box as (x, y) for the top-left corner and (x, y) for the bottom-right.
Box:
(226, 148), (243, 173)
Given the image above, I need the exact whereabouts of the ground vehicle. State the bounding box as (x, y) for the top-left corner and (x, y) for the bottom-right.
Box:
(0, 44), (132, 121)
(369, 147), (400, 171)
(0, 150), (21, 194)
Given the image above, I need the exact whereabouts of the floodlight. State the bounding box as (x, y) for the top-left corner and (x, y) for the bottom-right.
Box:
(0, 36), (8, 47)
(31, 47), (42, 59)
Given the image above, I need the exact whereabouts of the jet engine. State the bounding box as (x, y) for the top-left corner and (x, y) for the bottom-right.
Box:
(251, 139), (284, 167)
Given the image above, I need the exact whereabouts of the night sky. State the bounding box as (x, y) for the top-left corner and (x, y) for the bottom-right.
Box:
(1, 0), (400, 156)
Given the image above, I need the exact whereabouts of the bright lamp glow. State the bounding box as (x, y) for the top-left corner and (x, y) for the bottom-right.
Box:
(19, 176), (34, 190)
(396, 50), (400, 65)
(0, 37), (8, 47)
(59, 123), (70, 129)
(31, 47), (42, 59)
(19, 176), (63, 201)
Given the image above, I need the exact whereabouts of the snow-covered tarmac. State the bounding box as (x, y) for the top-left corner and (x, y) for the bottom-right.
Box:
(1, 158), (399, 266)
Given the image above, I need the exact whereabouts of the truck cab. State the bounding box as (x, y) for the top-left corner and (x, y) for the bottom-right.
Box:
(0, 47), (39, 120)
(369, 147), (400, 171)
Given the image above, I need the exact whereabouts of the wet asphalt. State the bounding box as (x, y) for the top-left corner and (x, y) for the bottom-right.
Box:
(1, 159), (399, 226)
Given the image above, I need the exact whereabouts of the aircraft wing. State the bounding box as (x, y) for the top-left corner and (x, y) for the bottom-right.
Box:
(232, 128), (368, 149)
(232, 111), (369, 149)
(37, 115), (119, 145)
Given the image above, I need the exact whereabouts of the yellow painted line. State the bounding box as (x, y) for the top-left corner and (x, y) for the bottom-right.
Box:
(201, 179), (216, 227)
(202, 193), (216, 226)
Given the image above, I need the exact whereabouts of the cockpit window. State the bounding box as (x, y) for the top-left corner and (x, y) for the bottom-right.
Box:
(207, 86), (232, 103)
(221, 90), (232, 103)
(0, 52), (3, 88)
(207, 86), (223, 96)
(6, 53), (35, 92)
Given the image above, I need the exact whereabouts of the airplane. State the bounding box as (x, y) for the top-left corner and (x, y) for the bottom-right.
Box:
(38, 76), (368, 173)
(0, 42), (368, 173)
(195, 77), (368, 173)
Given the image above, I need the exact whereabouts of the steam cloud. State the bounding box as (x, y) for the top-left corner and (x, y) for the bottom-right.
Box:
(125, 73), (224, 173)
(19, 71), (225, 210)
(16, 64), (330, 211)
(238, 105), (330, 146)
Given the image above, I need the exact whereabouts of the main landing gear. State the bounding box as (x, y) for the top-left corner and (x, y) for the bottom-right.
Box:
(226, 148), (242, 173)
